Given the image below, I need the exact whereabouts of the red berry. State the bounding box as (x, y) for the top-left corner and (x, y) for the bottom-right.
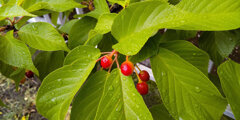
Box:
(139, 70), (150, 82)
(136, 82), (148, 95)
(25, 71), (34, 78)
(100, 55), (112, 69)
(120, 61), (134, 76)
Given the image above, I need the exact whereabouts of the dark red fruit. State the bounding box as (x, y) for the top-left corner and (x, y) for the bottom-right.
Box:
(100, 55), (113, 69)
(136, 82), (148, 95)
(25, 71), (34, 78)
(139, 70), (150, 82)
(120, 61), (134, 76)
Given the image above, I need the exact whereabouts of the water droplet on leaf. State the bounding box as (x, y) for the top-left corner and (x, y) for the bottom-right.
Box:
(195, 87), (201, 93)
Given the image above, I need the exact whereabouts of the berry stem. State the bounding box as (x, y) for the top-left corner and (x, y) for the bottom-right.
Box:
(109, 50), (116, 58)
(14, 16), (24, 25)
(134, 67), (142, 83)
(115, 54), (120, 69)
(101, 52), (112, 55)
(108, 56), (117, 73)
(126, 56), (129, 61)
(135, 64), (141, 72)
(96, 56), (104, 62)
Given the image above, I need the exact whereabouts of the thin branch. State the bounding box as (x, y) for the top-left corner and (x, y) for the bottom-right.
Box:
(6, 17), (14, 25)
(115, 54), (120, 69)
(14, 16), (24, 24)
(101, 52), (112, 55)
(108, 56), (117, 73)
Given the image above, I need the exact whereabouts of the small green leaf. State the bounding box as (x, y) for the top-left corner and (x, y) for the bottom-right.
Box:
(160, 40), (209, 75)
(10, 68), (25, 91)
(0, 4), (35, 20)
(199, 32), (224, 66)
(199, 31), (238, 65)
(98, 33), (118, 52)
(84, 30), (103, 46)
(22, 0), (84, 12)
(70, 71), (110, 120)
(34, 51), (65, 81)
(51, 12), (59, 26)
(130, 33), (161, 63)
(83, 13), (117, 46)
(94, 13), (117, 34)
(68, 17), (97, 49)
(36, 45), (100, 120)
(112, 0), (240, 55)
(218, 60), (240, 120)
(108, 0), (130, 7)
(0, 60), (14, 78)
(85, 0), (110, 19)
(18, 22), (70, 52)
(150, 48), (227, 120)
(149, 104), (174, 120)
(208, 74), (225, 97)
(94, 69), (153, 120)
(59, 19), (79, 34)
(0, 31), (38, 75)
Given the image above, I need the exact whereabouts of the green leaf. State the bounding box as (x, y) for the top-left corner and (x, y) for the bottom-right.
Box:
(34, 51), (65, 81)
(83, 13), (117, 46)
(85, 0), (110, 19)
(18, 22), (70, 52)
(0, 60), (14, 78)
(160, 40), (209, 75)
(150, 48), (227, 120)
(108, 0), (129, 8)
(51, 12), (59, 26)
(149, 104), (174, 120)
(22, 0), (84, 12)
(70, 71), (110, 120)
(14, 16), (32, 30)
(59, 19), (79, 34)
(98, 33), (118, 52)
(112, 0), (240, 55)
(94, 69), (153, 120)
(10, 68), (25, 91)
(199, 32), (224, 66)
(0, 31), (38, 75)
(94, 13), (117, 34)
(68, 17), (97, 49)
(218, 60), (240, 120)
(36, 45), (100, 120)
(84, 30), (103, 46)
(0, 4), (35, 20)
(199, 31), (238, 66)
(208, 74), (225, 97)
(130, 33), (161, 64)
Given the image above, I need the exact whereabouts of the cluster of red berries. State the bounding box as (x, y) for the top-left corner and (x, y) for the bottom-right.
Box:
(99, 50), (150, 95)
(136, 70), (150, 95)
